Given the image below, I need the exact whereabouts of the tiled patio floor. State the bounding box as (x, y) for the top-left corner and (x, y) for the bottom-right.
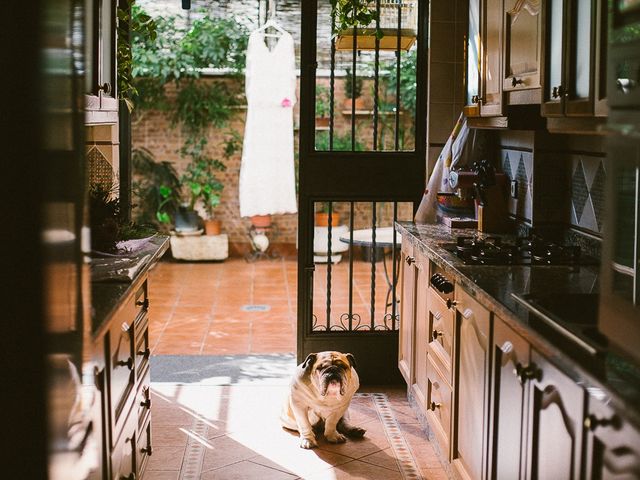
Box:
(145, 258), (448, 479)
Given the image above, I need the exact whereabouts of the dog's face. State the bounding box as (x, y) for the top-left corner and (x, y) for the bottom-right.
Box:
(302, 351), (357, 398)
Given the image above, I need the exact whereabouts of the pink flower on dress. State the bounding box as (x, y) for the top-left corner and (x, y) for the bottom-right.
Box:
(281, 97), (292, 108)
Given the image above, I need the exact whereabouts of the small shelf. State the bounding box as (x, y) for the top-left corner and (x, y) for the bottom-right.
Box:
(336, 28), (417, 52)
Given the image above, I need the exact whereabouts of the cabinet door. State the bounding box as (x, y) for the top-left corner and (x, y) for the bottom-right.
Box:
(428, 288), (455, 385)
(465, 0), (482, 117)
(503, 0), (542, 92)
(427, 357), (454, 458)
(480, 0), (504, 116)
(453, 287), (492, 480)
(526, 350), (585, 480)
(541, 0), (568, 116)
(412, 252), (429, 410)
(399, 241), (416, 384)
(489, 317), (530, 480)
(585, 396), (640, 479)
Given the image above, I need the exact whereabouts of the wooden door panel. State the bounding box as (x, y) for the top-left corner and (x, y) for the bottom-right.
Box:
(481, 0), (504, 116)
(412, 252), (429, 409)
(503, 0), (542, 91)
(490, 317), (529, 480)
(527, 350), (585, 480)
(399, 241), (415, 384)
(427, 357), (453, 457)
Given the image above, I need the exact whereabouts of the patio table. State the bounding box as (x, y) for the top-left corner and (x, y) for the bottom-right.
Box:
(339, 227), (402, 315)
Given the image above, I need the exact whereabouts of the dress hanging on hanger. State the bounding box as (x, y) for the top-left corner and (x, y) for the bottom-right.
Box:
(238, 15), (298, 218)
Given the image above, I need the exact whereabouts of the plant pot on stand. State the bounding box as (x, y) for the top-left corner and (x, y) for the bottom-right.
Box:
(204, 218), (222, 235)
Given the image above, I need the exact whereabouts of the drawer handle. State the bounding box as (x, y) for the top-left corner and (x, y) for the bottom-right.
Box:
(432, 330), (444, 341)
(511, 77), (524, 88)
(140, 397), (152, 409)
(137, 347), (151, 359)
(446, 299), (458, 310)
(118, 357), (134, 370)
(405, 255), (415, 266)
(136, 298), (149, 309)
(584, 414), (621, 431)
(430, 401), (442, 411)
(513, 362), (542, 384)
(141, 445), (153, 455)
(119, 474), (135, 480)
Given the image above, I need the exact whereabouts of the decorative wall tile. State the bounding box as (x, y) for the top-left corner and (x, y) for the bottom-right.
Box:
(570, 155), (606, 234)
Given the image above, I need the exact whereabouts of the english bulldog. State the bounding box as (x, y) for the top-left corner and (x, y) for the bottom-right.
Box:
(280, 351), (366, 449)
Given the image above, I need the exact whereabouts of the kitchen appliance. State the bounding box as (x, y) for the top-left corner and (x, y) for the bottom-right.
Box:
(445, 234), (599, 266)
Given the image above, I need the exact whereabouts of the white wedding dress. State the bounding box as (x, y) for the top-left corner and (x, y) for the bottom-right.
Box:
(239, 28), (298, 217)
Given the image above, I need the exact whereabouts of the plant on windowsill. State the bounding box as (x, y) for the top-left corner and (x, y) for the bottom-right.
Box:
(343, 67), (365, 110)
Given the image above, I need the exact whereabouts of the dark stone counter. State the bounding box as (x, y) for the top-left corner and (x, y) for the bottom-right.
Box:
(91, 235), (170, 337)
(396, 221), (640, 427)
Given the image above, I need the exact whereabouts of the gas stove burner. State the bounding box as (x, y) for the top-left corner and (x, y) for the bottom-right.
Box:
(452, 235), (595, 266)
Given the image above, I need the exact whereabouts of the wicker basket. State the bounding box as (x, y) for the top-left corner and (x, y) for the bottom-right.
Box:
(335, 1), (418, 51)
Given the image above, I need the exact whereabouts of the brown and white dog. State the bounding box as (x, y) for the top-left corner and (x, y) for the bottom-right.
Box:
(280, 351), (366, 448)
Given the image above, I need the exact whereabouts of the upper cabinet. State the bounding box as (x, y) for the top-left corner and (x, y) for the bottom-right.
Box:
(464, 0), (504, 117)
(85, 0), (118, 123)
(541, 0), (608, 117)
(502, 0), (542, 100)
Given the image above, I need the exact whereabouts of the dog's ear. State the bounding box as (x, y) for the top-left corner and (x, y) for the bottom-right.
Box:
(302, 353), (317, 372)
(346, 353), (357, 369)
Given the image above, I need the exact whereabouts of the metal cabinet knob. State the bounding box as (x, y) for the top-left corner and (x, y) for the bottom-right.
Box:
(430, 401), (442, 411)
(136, 298), (149, 309)
(118, 357), (134, 370)
(405, 256), (415, 266)
(98, 82), (112, 95)
(120, 474), (135, 480)
(141, 445), (153, 455)
(432, 330), (444, 341)
(513, 362), (542, 384)
(137, 347), (151, 359)
(584, 414), (621, 431)
(446, 299), (458, 310)
(512, 77), (524, 87)
(140, 397), (152, 409)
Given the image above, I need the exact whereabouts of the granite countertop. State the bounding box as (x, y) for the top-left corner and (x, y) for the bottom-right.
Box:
(91, 235), (170, 338)
(395, 221), (640, 427)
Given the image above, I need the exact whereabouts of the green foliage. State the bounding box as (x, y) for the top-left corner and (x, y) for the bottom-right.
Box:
(131, 147), (181, 227)
(344, 68), (363, 99)
(315, 130), (365, 151)
(173, 80), (239, 134)
(330, 0), (381, 38)
(316, 84), (331, 118)
(386, 49), (417, 117)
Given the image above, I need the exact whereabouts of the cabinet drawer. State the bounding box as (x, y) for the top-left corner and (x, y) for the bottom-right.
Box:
(136, 367), (152, 433)
(427, 288), (454, 383)
(108, 315), (135, 442)
(110, 411), (137, 480)
(138, 415), (152, 479)
(426, 357), (453, 458)
(134, 313), (150, 375)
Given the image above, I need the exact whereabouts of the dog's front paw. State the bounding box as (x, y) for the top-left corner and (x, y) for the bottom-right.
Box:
(300, 435), (318, 449)
(325, 431), (347, 444)
(345, 426), (366, 438)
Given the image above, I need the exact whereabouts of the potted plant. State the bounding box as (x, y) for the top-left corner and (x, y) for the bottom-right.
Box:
(179, 155), (225, 235)
(315, 202), (339, 227)
(344, 68), (365, 110)
(315, 84), (331, 128)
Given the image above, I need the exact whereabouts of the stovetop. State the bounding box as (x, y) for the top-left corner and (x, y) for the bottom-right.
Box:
(445, 235), (600, 266)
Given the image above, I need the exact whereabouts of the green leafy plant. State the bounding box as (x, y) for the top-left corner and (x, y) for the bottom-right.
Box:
(180, 157), (225, 219)
(330, 0), (381, 38)
(131, 147), (181, 228)
(315, 130), (365, 151)
(316, 84), (331, 118)
(344, 68), (363, 99)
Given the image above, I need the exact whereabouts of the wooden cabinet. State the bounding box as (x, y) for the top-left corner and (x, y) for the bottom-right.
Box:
(584, 395), (640, 479)
(427, 288), (455, 385)
(411, 251), (430, 410)
(96, 278), (153, 480)
(427, 356), (454, 457)
(541, 0), (608, 117)
(452, 286), (492, 480)
(85, 0), (119, 124)
(525, 350), (585, 480)
(502, 0), (542, 100)
(399, 240), (416, 385)
(465, 0), (504, 117)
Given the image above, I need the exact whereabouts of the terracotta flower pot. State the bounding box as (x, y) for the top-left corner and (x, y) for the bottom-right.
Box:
(315, 212), (338, 227)
(204, 219), (222, 235)
(316, 116), (330, 128)
(250, 214), (272, 229)
(343, 97), (366, 110)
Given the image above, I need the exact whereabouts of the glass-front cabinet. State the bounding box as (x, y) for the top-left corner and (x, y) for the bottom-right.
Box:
(542, 0), (608, 117)
(464, 0), (504, 117)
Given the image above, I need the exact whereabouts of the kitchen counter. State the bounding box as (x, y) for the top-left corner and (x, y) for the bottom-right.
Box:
(396, 221), (640, 427)
(91, 235), (170, 337)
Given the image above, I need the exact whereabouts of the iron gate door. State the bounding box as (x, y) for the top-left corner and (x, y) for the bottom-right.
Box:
(297, 0), (429, 384)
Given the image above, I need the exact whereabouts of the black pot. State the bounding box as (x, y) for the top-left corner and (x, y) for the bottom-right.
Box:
(174, 206), (202, 232)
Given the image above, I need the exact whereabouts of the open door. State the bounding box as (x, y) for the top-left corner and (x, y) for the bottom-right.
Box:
(297, 0), (428, 384)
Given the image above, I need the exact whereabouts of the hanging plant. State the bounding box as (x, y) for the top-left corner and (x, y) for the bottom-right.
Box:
(330, 0), (382, 38)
